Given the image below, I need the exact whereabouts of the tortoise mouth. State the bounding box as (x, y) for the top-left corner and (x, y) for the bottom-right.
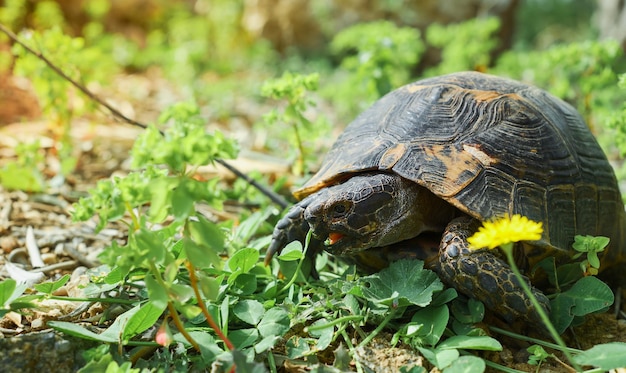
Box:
(324, 232), (345, 246)
(322, 230), (369, 255)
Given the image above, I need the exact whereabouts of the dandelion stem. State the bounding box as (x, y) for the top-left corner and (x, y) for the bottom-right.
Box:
(501, 243), (581, 371)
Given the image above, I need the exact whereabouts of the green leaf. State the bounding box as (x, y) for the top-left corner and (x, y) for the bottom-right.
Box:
(147, 177), (175, 223)
(135, 228), (167, 265)
(257, 307), (290, 338)
(77, 353), (117, 373)
(0, 162), (45, 192)
(307, 318), (334, 351)
(437, 335), (502, 351)
(229, 329), (259, 349)
(417, 347), (459, 370)
(197, 272), (222, 302)
(254, 335), (281, 354)
(228, 248), (259, 273)
(467, 298), (485, 323)
(48, 321), (118, 342)
(187, 214), (225, 252)
(33, 274), (70, 294)
(0, 279), (18, 306)
(122, 301), (167, 340)
(408, 305), (448, 346)
(103, 266), (125, 286)
(572, 342), (626, 370)
(231, 349), (266, 373)
(221, 295), (230, 332)
(549, 293), (576, 334)
(232, 208), (274, 244)
(97, 303), (145, 342)
(572, 235), (609, 253)
(181, 331), (223, 363)
(168, 283), (195, 304)
(360, 259), (443, 307)
(431, 288), (457, 306)
(444, 355), (485, 373)
(144, 274), (169, 309)
(171, 180), (195, 219)
(286, 336), (311, 359)
(587, 252), (601, 269)
(231, 273), (258, 296)
(183, 237), (220, 269)
(234, 299), (265, 325)
(555, 263), (584, 286)
(565, 276), (614, 316)
(277, 240), (304, 261)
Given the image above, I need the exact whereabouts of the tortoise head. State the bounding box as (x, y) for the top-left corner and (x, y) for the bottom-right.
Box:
(266, 172), (457, 263)
(304, 172), (455, 256)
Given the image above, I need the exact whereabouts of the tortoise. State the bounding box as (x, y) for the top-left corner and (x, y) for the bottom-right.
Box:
(265, 71), (626, 326)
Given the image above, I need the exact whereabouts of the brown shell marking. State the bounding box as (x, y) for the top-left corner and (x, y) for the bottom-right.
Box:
(379, 143), (407, 169)
(411, 143), (496, 199)
(406, 82), (518, 102)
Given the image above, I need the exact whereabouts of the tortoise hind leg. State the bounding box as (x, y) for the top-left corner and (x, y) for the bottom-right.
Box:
(437, 216), (551, 327)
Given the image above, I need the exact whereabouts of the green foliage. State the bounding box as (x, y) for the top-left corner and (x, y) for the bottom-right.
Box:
(11, 27), (117, 116)
(0, 279), (33, 318)
(494, 40), (624, 121)
(0, 0), (27, 27)
(130, 1), (274, 88)
(32, 0), (66, 30)
(426, 17), (501, 75)
(10, 25), (119, 176)
(607, 73), (626, 156)
(0, 140), (46, 192)
(527, 344), (554, 367)
(531, 235), (615, 334)
(550, 276), (614, 334)
(261, 72), (327, 176)
(572, 235), (609, 276)
(571, 343), (626, 370)
(67, 102), (293, 369)
(513, 0), (597, 49)
(331, 20), (424, 101)
(133, 103), (238, 172)
(356, 259), (443, 308)
(78, 351), (140, 373)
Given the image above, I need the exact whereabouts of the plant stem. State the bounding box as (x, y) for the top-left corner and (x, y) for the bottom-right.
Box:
(357, 309), (396, 348)
(167, 301), (200, 351)
(186, 261), (235, 351)
(501, 244), (581, 371)
(341, 329), (364, 373)
(489, 326), (580, 354)
(292, 118), (305, 176)
(304, 315), (364, 332)
(267, 351), (278, 373)
(278, 231), (313, 295)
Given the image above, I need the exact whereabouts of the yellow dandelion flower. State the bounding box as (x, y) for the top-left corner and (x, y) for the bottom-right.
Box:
(467, 214), (543, 250)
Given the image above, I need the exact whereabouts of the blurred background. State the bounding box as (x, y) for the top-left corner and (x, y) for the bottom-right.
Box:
(2, 0), (626, 185)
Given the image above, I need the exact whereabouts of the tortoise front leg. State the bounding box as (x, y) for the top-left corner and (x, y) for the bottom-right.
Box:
(265, 197), (324, 276)
(437, 216), (551, 327)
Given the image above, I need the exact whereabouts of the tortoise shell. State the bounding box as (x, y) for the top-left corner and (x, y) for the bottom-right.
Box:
(294, 72), (625, 261)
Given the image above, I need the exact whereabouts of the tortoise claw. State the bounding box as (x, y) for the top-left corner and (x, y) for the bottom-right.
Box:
(265, 201), (311, 265)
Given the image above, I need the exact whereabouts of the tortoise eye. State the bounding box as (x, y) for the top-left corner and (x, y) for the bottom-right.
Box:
(331, 202), (350, 218)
